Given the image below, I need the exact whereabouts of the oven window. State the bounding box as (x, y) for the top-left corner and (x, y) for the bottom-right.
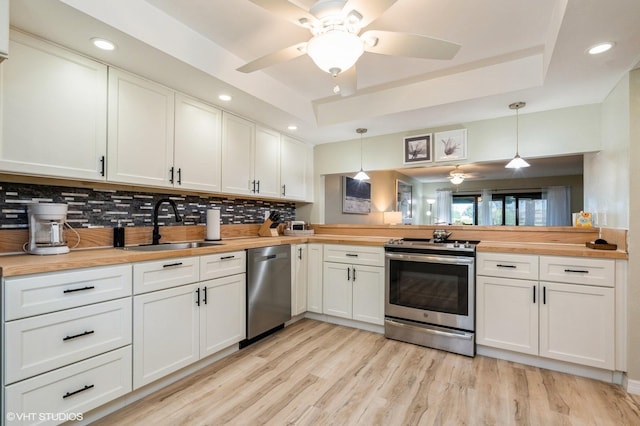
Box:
(388, 259), (469, 315)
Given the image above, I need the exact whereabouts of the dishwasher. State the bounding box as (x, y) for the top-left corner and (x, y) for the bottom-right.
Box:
(242, 245), (291, 347)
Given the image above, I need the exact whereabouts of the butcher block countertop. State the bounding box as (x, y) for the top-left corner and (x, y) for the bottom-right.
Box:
(0, 233), (626, 277)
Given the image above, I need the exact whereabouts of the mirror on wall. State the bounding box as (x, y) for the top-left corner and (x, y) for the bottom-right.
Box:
(396, 180), (412, 224)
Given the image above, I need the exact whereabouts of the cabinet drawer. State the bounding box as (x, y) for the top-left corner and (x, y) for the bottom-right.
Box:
(4, 264), (132, 321)
(5, 298), (132, 384)
(5, 347), (132, 425)
(476, 252), (539, 280)
(200, 250), (246, 281)
(323, 244), (384, 267)
(133, 256), (199, 294)
(539, 256), (614, 287)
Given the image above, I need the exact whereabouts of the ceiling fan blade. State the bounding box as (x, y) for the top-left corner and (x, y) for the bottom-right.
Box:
(249, 0), (317, 27)
(362, 30), (461, 60)
(333, 66), (357, 96)
(342, 0), (398, 28)
(237, 42), (307, 73)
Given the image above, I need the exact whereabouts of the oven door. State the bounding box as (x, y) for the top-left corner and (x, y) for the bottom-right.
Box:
(385, 252), (475, 331)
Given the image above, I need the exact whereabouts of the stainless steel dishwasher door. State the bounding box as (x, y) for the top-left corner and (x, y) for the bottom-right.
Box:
(246, 245), (292, 340)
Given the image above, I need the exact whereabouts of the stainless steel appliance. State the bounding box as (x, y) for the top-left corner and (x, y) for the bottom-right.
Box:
(27, 203), (70, 255)
(384, 237), (479, 356)
(243, 245), (292, 346)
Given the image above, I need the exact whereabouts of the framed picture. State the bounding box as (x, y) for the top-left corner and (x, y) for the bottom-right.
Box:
(403, 134), (432, 164)
(435, 129), (467, 162)
(342, 176), (371, 214)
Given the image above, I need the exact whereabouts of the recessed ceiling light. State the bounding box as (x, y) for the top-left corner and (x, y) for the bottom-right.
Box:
(287, 125), (298, 131)
(91, 38), (115, 51)
(587, 42), (614, 55)
(218, 94), (232, 101)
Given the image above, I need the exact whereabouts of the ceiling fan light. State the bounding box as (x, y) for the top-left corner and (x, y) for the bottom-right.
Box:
(307, 30), (364, 75)
(449, 174), (464, 185)
(505, 154), (530, 169)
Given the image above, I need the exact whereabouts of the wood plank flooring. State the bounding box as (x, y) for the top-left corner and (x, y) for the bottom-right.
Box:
(95, 319), (640, 425)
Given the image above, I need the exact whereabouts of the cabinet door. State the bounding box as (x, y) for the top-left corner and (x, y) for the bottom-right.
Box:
(0, 31), (107, 180)
(199, 274), (246, 358)
(133, 283), (199, 389)
(476, 275), (539, 355)
(323, 262), (352, 319)
(352, 265), (384, 325)
(174, 93), (222, 192)
(307, 243), (323, 313)
(291, 244), (308, 316)
(280, 135), (308, 200)
(221, 112), (255, 195)
(254, 126), (280, 197)
(107, 68), (174, 187)
(539, 281), (614, 369)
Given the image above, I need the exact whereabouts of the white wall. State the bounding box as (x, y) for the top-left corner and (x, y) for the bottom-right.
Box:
(583, 75), (630, 228)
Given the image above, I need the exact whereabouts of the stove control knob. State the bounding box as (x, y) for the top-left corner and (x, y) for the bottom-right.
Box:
(453, 241), (460, 247)
(464, 241), (471, 248)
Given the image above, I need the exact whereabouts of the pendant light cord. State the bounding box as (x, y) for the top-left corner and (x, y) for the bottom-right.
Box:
(357, 128), (367, 170)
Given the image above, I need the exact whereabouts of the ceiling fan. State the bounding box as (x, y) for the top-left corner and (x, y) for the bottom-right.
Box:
(237, 0), (461, 96)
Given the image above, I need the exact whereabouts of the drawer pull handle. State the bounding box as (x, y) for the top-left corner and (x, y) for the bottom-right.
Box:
(203, 286), (208, 305)
(196, 288), (200, 307)
(346, 253), (358, 257)
(163, 262), (183, 268)
(220, 255), (235, 260)
(496, 264), (516, 269)
(63, 384), (94, 399)
(63, 285), (96, 294)
(63, 330), (95, 341)
(564, 269), (589, 274)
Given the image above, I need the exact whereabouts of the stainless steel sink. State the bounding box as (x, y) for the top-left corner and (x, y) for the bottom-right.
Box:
(124, 241), (224, 252)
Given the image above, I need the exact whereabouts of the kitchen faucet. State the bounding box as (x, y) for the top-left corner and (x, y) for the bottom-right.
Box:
(152, 198), (182, 245)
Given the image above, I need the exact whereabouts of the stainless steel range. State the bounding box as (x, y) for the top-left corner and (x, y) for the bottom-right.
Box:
(384, 235), (479, 357)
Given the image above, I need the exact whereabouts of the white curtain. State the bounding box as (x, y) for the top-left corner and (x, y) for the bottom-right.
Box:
(435, 190), (452, 225)
(544, 186), (571, 226)
(478, 189), (493, 225)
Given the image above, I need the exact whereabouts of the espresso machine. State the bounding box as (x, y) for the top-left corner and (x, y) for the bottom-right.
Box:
(27, 203), (70, 255)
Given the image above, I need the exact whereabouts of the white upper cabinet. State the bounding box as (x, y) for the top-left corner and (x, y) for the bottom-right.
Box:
(221, 112), (255, 195)
(280, 135), (309, 201)
(174, 94), (222, 192)
(254, 125), (281, 198)
(0, 31), (107, 180)
(107, 68), (175, 187)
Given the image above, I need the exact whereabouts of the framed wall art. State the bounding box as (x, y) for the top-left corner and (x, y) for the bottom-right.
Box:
(435, 129), (467, 162)
(342, 176), (371, 214)
(403, 134), (432, 164)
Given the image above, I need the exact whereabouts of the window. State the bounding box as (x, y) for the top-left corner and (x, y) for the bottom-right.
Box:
(452, 192), (546, 226)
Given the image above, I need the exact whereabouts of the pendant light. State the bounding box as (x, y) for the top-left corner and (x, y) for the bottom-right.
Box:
(505, 101), (530, 169)
(354, 128), (369, 180)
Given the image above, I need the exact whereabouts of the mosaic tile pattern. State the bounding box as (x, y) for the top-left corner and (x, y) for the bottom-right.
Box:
(0, 182), (296, 229)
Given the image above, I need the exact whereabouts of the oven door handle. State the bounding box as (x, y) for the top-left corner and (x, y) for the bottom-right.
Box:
(385, 252), (474, 265)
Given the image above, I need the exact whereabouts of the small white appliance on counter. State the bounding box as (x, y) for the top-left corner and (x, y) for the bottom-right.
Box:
(27, 203), (70, 255)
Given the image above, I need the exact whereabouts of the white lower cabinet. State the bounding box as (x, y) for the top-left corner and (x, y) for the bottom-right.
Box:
(2, 265), (133, 425)
(307, 243), (323, 314)
(322, 245), (384, 325)
(476, 252), (615, 370)
(133, 251), (246, 389)
(291, 244), (308, 316)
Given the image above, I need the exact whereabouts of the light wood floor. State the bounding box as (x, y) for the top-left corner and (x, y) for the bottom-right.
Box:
(95, 319), (640, 425)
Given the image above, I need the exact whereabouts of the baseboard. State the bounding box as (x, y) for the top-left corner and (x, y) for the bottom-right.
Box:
(477, 345), (619, 383)
(626, 378), (640, 395)
(304, 312), (384, 334)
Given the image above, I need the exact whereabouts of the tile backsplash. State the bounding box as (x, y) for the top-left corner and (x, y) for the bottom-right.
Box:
(0, 182), (296, 229)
